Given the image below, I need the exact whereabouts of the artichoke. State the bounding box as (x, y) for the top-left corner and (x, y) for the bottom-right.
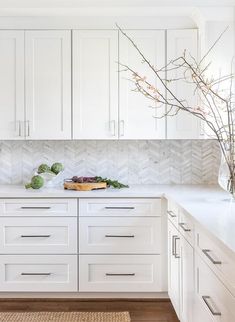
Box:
(51, 162), (64, 174)
(25, 175), (44, 190)
(37, 164), (51, 174)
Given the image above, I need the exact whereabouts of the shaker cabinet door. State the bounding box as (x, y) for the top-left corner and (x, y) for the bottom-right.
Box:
(25, 30), (71, 139)
(73, 30), (119, 139)
(0, 31), (24, 140)
(180, 235), (194, 322)
(167, 29), (201, 139)
(168, 220), (181, 319)
(119, 30), (166, 139)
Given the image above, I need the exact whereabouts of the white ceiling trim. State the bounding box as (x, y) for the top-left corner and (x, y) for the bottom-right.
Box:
(0, 0), (234, 8)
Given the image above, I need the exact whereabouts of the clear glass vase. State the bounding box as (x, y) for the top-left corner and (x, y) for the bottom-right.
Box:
(218, 152), (235, 197)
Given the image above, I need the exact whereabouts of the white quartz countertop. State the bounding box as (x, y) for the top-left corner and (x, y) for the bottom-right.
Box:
(0, 184), (235, 254)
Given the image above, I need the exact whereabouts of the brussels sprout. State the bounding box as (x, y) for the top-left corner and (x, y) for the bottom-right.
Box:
(51, 162), (64, 175)
(37, 164), (51, 174)
(25, 175), (44, 190)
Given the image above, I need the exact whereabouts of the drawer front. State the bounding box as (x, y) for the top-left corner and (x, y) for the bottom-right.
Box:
(0, 199), (77, 217)
(195, 254), (235, 322)
(79, 254), (162, 292)
(178, 209), (194, 245)
(167, 199), (178, 226)
(196, 227), (235, 294)
(0, 255), (77, 292)
(0, 217), (77, 254)
(79, 217), (161, 254)
(79, 198), (161, 217)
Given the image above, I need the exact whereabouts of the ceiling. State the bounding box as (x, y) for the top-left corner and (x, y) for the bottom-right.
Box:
(0, 0), (233, 17)
(0, 0), (234, 8)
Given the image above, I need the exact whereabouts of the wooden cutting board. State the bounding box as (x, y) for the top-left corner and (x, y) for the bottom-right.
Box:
(64, 181), (107, 191)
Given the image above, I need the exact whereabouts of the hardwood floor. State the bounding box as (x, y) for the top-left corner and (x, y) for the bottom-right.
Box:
(0, 299), (179, 322)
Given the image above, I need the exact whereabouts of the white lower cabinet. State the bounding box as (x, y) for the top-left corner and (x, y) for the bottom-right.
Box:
(168, 201), (235, 322)
(168, 220), (181, 318)
(79, 216), (161, 254)
(180, 234), (194, 322)
(0, 217), (77, 254)
(0, 255), (77, 292)
(194, 254), (235, 322)
(0, 197), (165, 294)
(79, 254), (162, 292)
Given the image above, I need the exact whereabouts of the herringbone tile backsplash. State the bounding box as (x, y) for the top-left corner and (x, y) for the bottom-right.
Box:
(0, 140), (220, 185)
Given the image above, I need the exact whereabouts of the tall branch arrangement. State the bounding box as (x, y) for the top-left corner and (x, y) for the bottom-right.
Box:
(118, 26), (235, 196)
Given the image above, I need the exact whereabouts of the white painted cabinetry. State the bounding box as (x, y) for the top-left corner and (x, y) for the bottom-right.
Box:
(0, 198), (78, 292)
(0, 30), (72, 140)
(73, 30), (119, 139)
(167, 30), (201, 139)
(119, 30), (166, 139)
(79, 198), (165, 293)
(167, 199), (235, 322)
(180, 234), (194, 322)
(0, 31), (24, 139)
(167, 203), (195, 322)
(0, 28), (199, 140)
(0, 197), (166, 294)
(168, 219), (181, 318)
(25, 30), (71, 139)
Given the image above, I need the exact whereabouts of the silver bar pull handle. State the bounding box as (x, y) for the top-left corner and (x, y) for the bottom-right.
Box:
(202, 249), (222, 265)
(167, 210), (177, 218)
(105, 234), (135, 238)
(119, 120), (124, 137)
(202, 296), (221, 316)
(106, 273), (135, 276)
(110, 120), (116, 136)
(105, 206), (135, 210)
(172, 235), (177, 256)
(174, 236), (180, 258)
(21, 235), (51, 238)
(179, 222), (191, 232)
(21, 273), (51, 276)
(21, 206), (51, 210)
(27, 120), (30, 137)
(17, 121), (22, 137)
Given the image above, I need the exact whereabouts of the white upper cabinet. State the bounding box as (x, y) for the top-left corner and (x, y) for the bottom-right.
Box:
(0, 31), (24, 140)
(0, 28), (200, 141)
(119, 30), (166, 139)
(73, 30), (118, 139)
(25, 30), (71, 139)
(167, 29), (201, 139)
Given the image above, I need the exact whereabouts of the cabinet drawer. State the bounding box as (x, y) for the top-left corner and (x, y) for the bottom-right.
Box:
(0, 255), (77, 292)
(79, 217), (161, 254)
(0, 217), (77, 254)
(178, 209), (194, 245)
(79, 254), (162, 292)
(196, 227), (235, 295)
(167, 199), (179, 226)
(0, 199), (77, 217)
(195, 254), (235, 322)
(79, 198), (161, 217)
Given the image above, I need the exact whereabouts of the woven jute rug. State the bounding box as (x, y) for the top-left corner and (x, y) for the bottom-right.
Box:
(0, 311), (131, 322)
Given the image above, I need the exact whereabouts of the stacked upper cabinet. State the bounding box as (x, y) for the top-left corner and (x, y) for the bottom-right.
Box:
(0, 31), (24, 139)
(0, 30), (71, 140)
(73, 30), (119, 139)
(167, 29), (201, 139)
(25, 30), (71, 139)
(119, 30), (166, 139)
